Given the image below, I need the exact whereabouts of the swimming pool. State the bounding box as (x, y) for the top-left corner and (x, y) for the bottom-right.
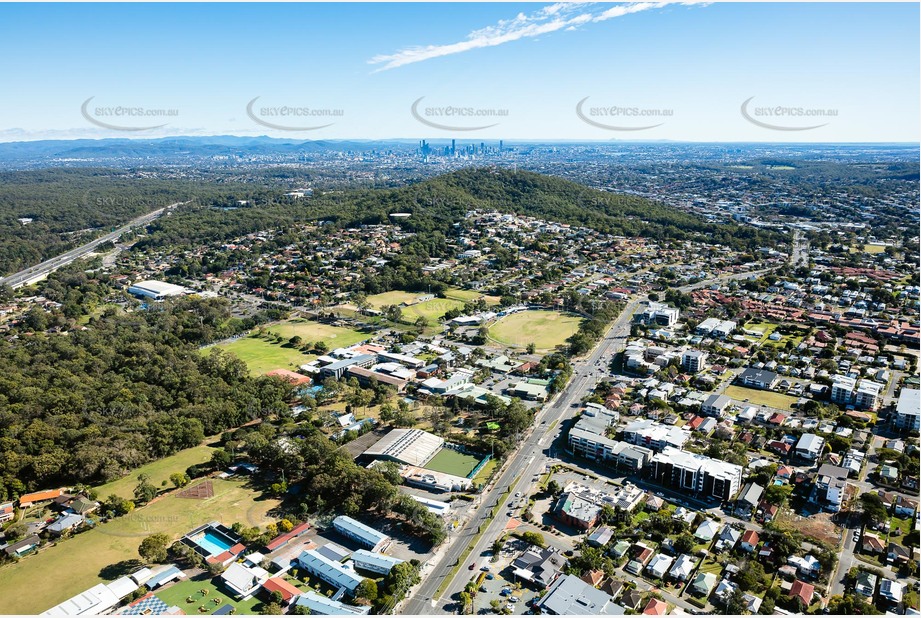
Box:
(192, 530), (234, 556)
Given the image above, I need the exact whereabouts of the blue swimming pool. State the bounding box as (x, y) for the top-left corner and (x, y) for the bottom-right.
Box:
(193, 531), (234, 556)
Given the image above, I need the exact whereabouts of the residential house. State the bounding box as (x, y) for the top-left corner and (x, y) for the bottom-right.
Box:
(862, 533), (885, 555)
(690, 572), (717, 597)
(740, 530), (759, 553)
(854, 572), (878, 598)
(788, 580), (815, 609)
(646, 554), (674, 579)
(879, 579), (904, 604)
(668, 555), (696, 582)
(693, 519), (720, 542)
(642, 599), (668, 616)
(0, 501), (14, 523)
(715, 525), (741, 552)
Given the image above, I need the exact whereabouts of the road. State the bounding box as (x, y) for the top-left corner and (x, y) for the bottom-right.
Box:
(402, 297), (642, 614)
(790, 230), (809, 268)
(402, 267), (777, 614)
(0, 203), (182, 289)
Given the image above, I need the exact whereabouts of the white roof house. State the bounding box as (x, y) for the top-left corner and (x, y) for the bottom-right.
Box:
(221, 562), (268, 599)
(646, 554), (674, 579)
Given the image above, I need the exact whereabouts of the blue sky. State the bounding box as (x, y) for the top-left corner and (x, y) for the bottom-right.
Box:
(0, 2), (917, 142)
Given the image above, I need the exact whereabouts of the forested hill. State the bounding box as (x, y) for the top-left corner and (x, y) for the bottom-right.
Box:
(383, 168), (783, 249)
(140, 167), (787, 252)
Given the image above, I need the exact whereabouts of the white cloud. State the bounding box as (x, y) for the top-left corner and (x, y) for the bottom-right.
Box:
(369, 2), (700, 71)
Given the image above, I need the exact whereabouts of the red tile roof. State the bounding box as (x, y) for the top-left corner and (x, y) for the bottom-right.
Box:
(789, 580), (814, 607)
(642, 599), (668, 615)
(262, 577), (303, 602)
(18, 489), (63, 505)
(265, 522), (311, 551)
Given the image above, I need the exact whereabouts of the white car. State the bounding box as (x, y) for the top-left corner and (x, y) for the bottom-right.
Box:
(506, 604), (516, 612)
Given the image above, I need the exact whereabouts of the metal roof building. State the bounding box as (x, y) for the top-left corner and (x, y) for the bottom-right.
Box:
(332, 516), (391, 552)
(351, 549), (404, 575)
(538, 574), (625, 615)
(126, 280), (189, 300)
(296, 549), (364, 593)
(362, 428), (444, 468)
(293, 592), (371, 615)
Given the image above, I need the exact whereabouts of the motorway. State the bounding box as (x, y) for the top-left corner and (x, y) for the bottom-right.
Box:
(0, 203), (182, 289)
(402, 297), (643, 614)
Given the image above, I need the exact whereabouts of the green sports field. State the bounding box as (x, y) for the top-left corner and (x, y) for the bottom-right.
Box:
(212, 337), (312, 375)
(402, 298), (465, 323)
(488, 310), (583, 351)
(724, 384), (799, 410)
(366, 290), (421, 309)
(263, 319), (369, 347)
(0, 478), (279, 615)
(212, 319), (367, 374)
(424, 448), (482, 477)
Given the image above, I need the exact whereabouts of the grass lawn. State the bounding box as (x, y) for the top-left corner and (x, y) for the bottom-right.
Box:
(155, 575), (268, 615)
(212, 336), (313, 375)
(424, 448), (482, 477)
(401, 298), (465, 324)
(742, 321), (778, 343)
(724, 384), (799, 410)
(699, 559), (722, 575)
(443, 288), (486, 302)
(851, 244), (888, 254)
(366, 290), (423, 309)
(889, 516), (913, 546)
(0, 479), (279, 615)
(264, 320), (368, 348)
(488, 311), (582, 351)
(95, 444), (217, 500)
(471, 458), (499, 486)
(155, 575), (278, 616)
(213, 319), (368, 375)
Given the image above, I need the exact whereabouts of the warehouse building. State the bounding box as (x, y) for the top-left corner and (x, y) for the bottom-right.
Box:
(127, 280), (190, 300)
(362, 428), (444, 468)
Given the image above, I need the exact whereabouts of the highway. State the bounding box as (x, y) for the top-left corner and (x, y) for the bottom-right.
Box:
(0, 203), (183, 289)
(402, 297), (642, 614)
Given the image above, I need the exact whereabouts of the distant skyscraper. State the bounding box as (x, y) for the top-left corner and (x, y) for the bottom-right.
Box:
(451, 139), (455, 156)
(499, 140), (503, 151)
